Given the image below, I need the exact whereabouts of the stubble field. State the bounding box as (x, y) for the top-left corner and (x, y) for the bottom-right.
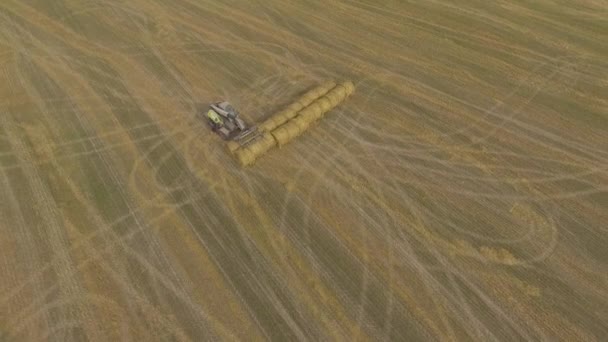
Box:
(0, 0), (607, 341)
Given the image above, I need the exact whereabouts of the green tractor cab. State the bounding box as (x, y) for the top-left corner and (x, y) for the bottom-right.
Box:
(207, 109), (224, 127)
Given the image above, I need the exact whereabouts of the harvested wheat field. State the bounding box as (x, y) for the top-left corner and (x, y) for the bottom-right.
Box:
(0, 1), (607, 341)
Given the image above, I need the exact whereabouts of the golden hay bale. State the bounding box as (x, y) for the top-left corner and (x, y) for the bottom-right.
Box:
(268, 113), (290, 130)
(271, 127), (291, 147)
(263, 132), (275, 142)
(325, 80), (338, 87)
(307, 102), (323, 114)
(280, 105), (302, 118)
(300, 88), (317, 98)
(306, 103), (321, 114)
(320, 94), (337, 107)
(342, 81), (355, 94)
(285, 121), (301, 138)
(247, 141), (262, 156)
(298, 107), (313, 118)
(260, 116), (279, 132)
(272, 113), (285, 123)
(268, 132), (280, 145)
(293, 117), (309, 131)
(226, 141), (241, 154)
(242, 146), (256, 157)
(299, 110), (317, 124)
(291, 101), (307, 111)
(281, 110), (298, 120)
(254, 80), (351, 145)
(299, 82), (334, 105)
(273, 121), (299, 144)
(263, 105), (301, 132)
(279, 131), (295, 146)
(300, 93), (319, 105)
(311, 87), (326, 98)
(331, 85), (347, 96)
(277, 109), (290, 116)
(291, 112), (309, 122)
(319, 81), (337, 94)
(261, 134), (277, 149)
(285, 110), (299, 119)
(272, 125), (287, 137)
(235, 148), (255, 167)
(234, 132), (282, 166)
(272, 114), (286, 125)
(317, 98), (332, 112)
(325, 88), (340, 98)
(307, 82), (329, 95)
(247, 136), (276, 158)
(270, 82), (336, 123)
(335, 89), (348, 100)
(316, 90), (349, 115)
(301, 91), (317, 100)
(324, 94), (341, 107)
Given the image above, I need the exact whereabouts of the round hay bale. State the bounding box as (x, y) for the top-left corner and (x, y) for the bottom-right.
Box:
(264, 117), (279, 131)
(271, 127), (290, 147)
(300, 93), (319, 105)
(307, 102), (322, 114)
(262, 111), (288, 132)
(293, 117), (309, 131)
(273, 113), (290, 127)
(300, 110), (316, 123)
(235, 148), (255, 167)
(262, 118), (274, 129)
(289, 109), (300, 119)
(284, 108), (298, 116)
(226, 141), (241, 154)
(323, 80), (337, 89)
(325, 88), (340, 98)
(248, 136), (275, 158)
(336, 88), (348, 99)
(342, 81), (355, 94)
(292, 101), (307, 110)
(325, 93), (342, 107)
(302, 114), (313, 124)
(310, 84), (327, 95)
(298, 107), (313, 117)
(273, 113), (286, 125)
(311, 87), (326, 98)
(311, 104), (323, 113)
(285, 121), (301, 138)
(261, 134), (277, 150)
(285, 110), (299, 120)
(269, 132), (280, 145)
(248, 142), (264, 156)
(331, 85), (347, 96)
(319, 81), (337, 95)
(262, 132), (275, 142)
(317, 98), (332, 112)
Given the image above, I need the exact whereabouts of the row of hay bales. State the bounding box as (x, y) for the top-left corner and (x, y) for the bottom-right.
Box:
(257, 80), (337, 132)
(271, 81), (355, 147)
(233, 133), (276, 167)
(232, 80), (355, 166)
